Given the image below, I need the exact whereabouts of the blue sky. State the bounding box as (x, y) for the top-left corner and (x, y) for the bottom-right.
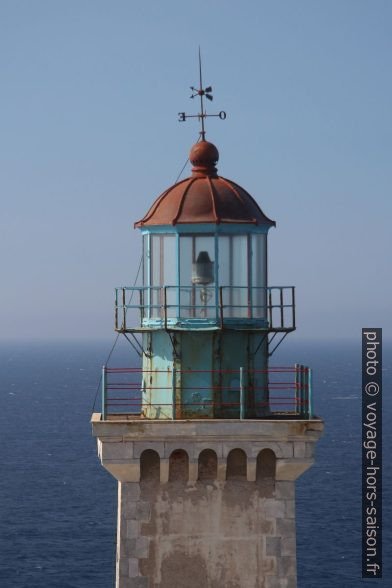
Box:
(1, 0), (391, 340)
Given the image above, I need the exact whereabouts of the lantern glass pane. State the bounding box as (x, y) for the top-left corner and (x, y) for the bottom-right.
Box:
(179, 236), (192, 285)
(252, 234), (267, 318)
(151, 235), (160, 287)
(162, 235), (176, 286)
(143, 234), (149, 287)
(179, 236), (192, 317)
(163, 235), (176, 317)
(218, 236), (230, 286)
(232, 235), (248, 317)
(150, 236), (161, 317)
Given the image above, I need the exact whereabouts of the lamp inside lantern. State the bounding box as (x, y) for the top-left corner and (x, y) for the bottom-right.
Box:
(191, 251), (214, 285)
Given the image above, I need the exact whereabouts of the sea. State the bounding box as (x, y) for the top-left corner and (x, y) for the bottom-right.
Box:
(0, 339), (390, 587)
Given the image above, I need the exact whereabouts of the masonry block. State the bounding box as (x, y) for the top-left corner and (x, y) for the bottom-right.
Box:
(276, 518), (296, 538)
(275, 481), (295, 500)
(128, 557), (139, 577)
(266, 537), (281, 557)
(281, 538), (296, 557)
(103, 462), (140, 482)
(126, 520), (139, 538)
(247, 459), (257, 481)
(160, 458), (169, 483)
(101, 441), (133, 460)
(188, 461), (198, 482)
(123, 500), (150, 521)
(293, 442), (305, 458)
(277, 556), (296, 577)
(122, 483), (141, 501)
(217, 459), (226, 481)
(264, 499), (285, 519)
(285, 500), (295, 519)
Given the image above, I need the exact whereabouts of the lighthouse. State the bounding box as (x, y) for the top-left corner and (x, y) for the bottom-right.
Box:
(92, 74), (323, 588)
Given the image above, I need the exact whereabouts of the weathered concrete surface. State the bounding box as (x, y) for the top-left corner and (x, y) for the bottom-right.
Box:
(92, 416), (323, 588)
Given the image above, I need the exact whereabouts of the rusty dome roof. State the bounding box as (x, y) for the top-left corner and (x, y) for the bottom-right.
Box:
(135, 141), (275, 228)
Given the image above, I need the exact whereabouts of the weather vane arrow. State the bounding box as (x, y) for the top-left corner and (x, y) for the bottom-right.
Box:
(178, 47), (227, 140)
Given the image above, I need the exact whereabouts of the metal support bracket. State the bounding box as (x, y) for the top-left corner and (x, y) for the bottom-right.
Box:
(252, 333), (268, 357)
(166, 331), (180, 359)
(122, 333), (142, 358)
(268, 331), (289, 357)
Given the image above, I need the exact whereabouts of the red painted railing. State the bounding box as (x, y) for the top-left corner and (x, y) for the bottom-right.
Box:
(101, 365), (313, 420)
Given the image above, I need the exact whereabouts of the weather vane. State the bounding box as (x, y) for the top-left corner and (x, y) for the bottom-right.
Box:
(178, 47), (226, 141)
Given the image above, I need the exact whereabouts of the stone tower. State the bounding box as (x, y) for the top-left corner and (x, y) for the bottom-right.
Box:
(92, 139), (323, 587)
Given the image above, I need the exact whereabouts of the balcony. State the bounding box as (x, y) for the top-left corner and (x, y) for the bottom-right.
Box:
(115, 286), (295, 333)
(100, 364), (313, 421)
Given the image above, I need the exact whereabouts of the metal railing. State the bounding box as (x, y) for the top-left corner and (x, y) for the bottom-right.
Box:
(115, 285), (295, 331)
(101, 364), (312, 420)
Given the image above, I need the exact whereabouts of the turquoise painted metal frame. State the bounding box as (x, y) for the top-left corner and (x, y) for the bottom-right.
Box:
(139, 223), (271, 235)
(115, 285), (295, 332)
(139, 222), (273, 329)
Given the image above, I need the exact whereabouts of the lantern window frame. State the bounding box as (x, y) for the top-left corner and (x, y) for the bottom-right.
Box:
(140, 224), (271, 324)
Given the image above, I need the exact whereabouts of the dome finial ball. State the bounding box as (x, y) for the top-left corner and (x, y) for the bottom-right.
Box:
(189, 141), (219, 170)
